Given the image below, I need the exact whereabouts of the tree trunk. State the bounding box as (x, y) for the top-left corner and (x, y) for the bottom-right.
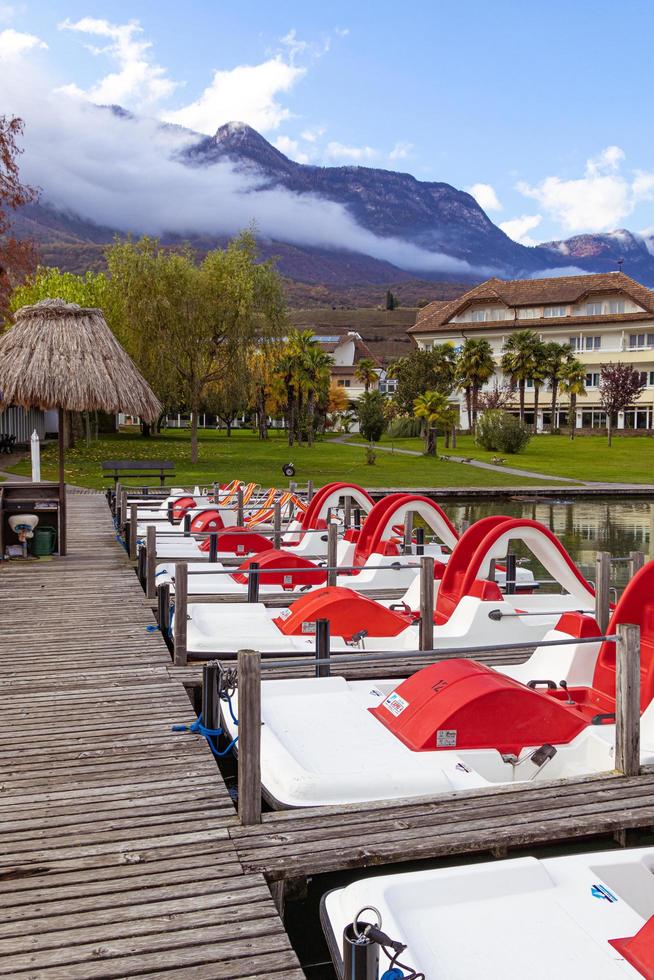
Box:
(226, 419), (232, 438)
(307, 392), (315, 447)
(551, 383), (557, 433)
(465, 386), (473, 432)
(452, 425), (457, 449)
(471, 385), (479, 429)
(570, 394), (576, 440)
(287, 393), (295, 447)
(519, 380), (525, 421)
(141, 421), (152, 438)
(257, 387), (268, 440)
(190, 390), (200, 464)
(533, 384), (540, 432)
(425, 427), (435, 456)
(444, 428), (450, 449)
(607, 417), (613, 447)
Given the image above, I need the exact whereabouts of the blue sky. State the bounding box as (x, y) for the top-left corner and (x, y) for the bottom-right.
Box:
(2, 0), (654, 251)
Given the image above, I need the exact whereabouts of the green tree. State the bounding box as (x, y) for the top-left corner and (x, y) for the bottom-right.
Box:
(388, 344), (457, 415)
(559, 358), (586, 440)
(543, 341), (573, 431)
(413, 390), (452, 456)
(501, 329), (539, 422)
(354, 357), (378, 393)
(357, 390), (387, 445)
(456, 338), (495, 430)
(105, 231), (286, 463)
(278, 329), (332, 446)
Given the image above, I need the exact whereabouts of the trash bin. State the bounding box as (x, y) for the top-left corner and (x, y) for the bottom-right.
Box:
(29, 526), (57, 556)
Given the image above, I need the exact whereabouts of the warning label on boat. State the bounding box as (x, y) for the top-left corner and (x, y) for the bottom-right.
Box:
(436, 729), (457, 747)
(383, 692), (409, 716)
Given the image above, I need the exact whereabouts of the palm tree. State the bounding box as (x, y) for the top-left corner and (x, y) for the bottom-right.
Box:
(354, 357), (378, 393)
(559, 358), (586, 440)
(302, 344), (333, 445)
(543, 342), (573, 431)
(531, 340), (547, 432)
(413, 390), (452, 456)
(456, 338), (495, 431)
(501, 330), (539, 422)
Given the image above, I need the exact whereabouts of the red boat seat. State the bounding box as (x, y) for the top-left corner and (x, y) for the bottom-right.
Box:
(171, 496), (196, 522)
(273, 586), (411, 639)
(190, 510), (225, 534)
(609, 914), (654, 978)
(230, 549), (327, 590)
(371, 660), (588, 756)
(198, 528), (273, 556)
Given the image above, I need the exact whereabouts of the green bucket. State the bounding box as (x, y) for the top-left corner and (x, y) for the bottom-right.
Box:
(29, 526), (57, 556)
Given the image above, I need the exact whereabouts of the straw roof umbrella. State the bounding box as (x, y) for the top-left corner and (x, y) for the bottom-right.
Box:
(0, 298), (162, 554)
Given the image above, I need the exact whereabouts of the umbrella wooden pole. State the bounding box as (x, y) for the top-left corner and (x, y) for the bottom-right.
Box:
(58, 407), (67, 556)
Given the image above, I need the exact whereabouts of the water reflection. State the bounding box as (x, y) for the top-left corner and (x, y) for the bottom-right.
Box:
(443, 497), (654, 588)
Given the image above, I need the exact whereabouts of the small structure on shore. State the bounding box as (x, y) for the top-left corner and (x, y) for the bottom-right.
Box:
(0, 298), (161, 553)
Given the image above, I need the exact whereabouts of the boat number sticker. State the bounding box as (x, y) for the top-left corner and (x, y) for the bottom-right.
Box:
(591, 884), (617, 902)
(278, 608), (291, 619)
(436, 729), (457, 747)
(301, 621), (316, 634)
(284, 574), (293, 584)
(383, 692), (409, 716)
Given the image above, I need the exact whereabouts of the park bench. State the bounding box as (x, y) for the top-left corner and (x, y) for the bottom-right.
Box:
(0, 434), (17, 455)
(101, 459), (175, 486)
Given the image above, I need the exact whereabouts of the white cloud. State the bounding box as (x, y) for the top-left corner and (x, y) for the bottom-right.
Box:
(326, 141), (377, 162)
(0, 27), (46, 59)
(301, 126), (325, 143)
(163, 57), (304, 134)
(517, 145), (654, 234)
(0, 42), (478, 278)
(58, 18), (177, 109)
(530, 266), (589, 279)
(466, 182), (502, 212)
(389, 141), (413, 162)
(273, 135), (309, 164)
(499, 213), (542, 246)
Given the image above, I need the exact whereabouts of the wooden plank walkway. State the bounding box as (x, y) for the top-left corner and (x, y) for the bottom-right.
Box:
(229, 768), (654, 883)
(0, 491), (303, 979)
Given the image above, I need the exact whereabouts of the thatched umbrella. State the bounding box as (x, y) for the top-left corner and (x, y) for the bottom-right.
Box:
(0, 298), (161, 554)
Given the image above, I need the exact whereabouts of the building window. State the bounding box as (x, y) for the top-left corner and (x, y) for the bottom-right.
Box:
(637, 371), (648, 386)
(337, 379), (351, 388)
(608, 299), (625, 314)
(518, 308), (539, 319)
(543, 306), (567, 317)
(569, 336), (581, 351)
(585, 372), (600, 387)
(628, 333), (654, 349)
(585, 336), (601, 350)
(649, 371), (654, 386)
(586, 302), (603, 315)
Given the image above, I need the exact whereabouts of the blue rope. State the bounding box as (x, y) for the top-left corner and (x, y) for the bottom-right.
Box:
(145, 624), (159, 633)
(221, 691), (239, 726)
(381, 971), (405, 980)
(172, 712), (238, 757)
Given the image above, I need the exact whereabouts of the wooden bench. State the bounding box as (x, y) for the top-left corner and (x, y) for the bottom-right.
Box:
(101, 459), (175, 486)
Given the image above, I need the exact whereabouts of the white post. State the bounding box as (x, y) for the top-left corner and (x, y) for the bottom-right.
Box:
(30, 429), (41, 482)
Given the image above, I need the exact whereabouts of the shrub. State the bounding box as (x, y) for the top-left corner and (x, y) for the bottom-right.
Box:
(357, 391), (387, 444)
(475, 410), (531, 454)
(365, 446), (377, 465)
(387, 415), (422, 438)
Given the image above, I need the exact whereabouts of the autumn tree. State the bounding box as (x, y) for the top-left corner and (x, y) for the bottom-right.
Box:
(599, 362), (646, 446)
(0, 116), (38, 321)
(105, 232), (286, 462)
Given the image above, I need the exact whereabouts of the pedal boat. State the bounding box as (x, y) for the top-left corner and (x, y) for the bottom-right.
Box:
(219, 560), (654, 807)
(321, 847), (654, 979)
(180, 516), (575, 656)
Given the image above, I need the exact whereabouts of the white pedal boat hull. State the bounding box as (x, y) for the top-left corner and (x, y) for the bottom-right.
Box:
(321, 847), (654, 979)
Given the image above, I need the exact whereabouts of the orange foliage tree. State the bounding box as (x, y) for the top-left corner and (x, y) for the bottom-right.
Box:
(0, 116), (38, 319)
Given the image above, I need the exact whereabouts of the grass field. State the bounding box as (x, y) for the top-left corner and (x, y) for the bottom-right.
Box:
(4, 427), (549, 490)
(347, 432), (654, 484)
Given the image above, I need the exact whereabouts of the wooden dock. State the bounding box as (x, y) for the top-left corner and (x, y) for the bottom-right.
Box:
(0, 491), (303, 979)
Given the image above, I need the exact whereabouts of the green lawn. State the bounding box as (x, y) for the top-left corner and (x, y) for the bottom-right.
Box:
(349, 432), (654, 484)
(4, 427), (549, 489)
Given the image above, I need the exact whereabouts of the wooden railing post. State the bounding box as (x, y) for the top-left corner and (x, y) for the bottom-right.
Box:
(615, 623), (640, 777)
(403, 511), (413, 556)
(247, 561), (260, 603)
(173, 562), (188, 666)
(306, 479), (314, 502)
(273, 501), (282, 550)
(505, 552), (516, 595)
(419, 555), (435, 651)
(146, 525), (157, 599)
(344, 496), (352, 530)
(120, 487), (128, 531)
(595, 551), (611, 633)
(629, 550), (645, 579)
(327, 521), (338, 587)
(202, 661), (220, 732)
(128, 503), (138, 560)
(315, 619), (331, 678)
(237, 649), (262, 826)
(157, 582), (171, 639)
(236, 487), (244, 527)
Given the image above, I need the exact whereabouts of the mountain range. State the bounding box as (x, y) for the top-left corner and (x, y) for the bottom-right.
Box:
(12, 118), (654, 298)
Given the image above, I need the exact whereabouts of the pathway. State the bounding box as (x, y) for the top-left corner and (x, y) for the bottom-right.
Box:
(0, 492), (302, 978)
